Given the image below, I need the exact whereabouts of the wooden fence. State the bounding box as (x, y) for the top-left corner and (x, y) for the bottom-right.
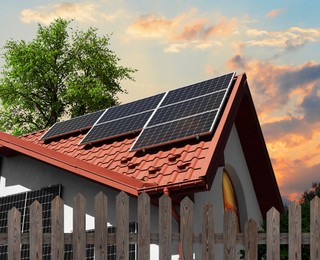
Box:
(0, 191), (320, 260)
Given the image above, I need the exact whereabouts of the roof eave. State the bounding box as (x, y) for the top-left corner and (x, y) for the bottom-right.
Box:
(0, 132), (144, 196)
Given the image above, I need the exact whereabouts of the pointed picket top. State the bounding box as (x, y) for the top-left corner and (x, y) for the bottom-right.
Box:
(94, 192), (108, 260)
(311, 196), (320, 260)
(116, 191), (129, 260)
(224, 209), (237, 260)
(180, 196), (194, 260)
(73, 193), (86, 260)
(202, 202), (215, 260)
(267, 207), (280, 260)
(159, 194), (172, 260)
(289, 201), (301, 260)
(51, 196), (64, 260)
(8, 207), (21, 260)
(138, 193), (150, 260)
(30, 200), (43, 260)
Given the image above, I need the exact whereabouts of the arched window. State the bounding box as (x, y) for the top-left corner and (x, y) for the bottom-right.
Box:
(222, 169), (240, 230)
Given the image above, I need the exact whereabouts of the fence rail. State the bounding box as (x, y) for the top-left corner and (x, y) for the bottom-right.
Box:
(0, 191), (319, 260)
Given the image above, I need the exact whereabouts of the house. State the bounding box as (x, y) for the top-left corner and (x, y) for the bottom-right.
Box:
(0, 72), (283, 259)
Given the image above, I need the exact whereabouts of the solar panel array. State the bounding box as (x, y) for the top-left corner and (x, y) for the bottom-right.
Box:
(131, 72), (235, 150)
(79, 93), (165, 145)
(40, 72), (235, 150)
(0, 185), (62, 260)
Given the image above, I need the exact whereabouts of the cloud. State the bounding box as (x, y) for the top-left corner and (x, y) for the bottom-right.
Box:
(127, 9), (237, 52)
(273, 158), (320, 202)
(172, 16), (237, 41)
(127, 14), (175, 39)
(228, 54), (320, 116)
(301, 86), (320, 123)
(262, 117), (312, 143)
(20, 2), (126, 25)
(20, 3), (100, 24)
(266, 9), (285, 18)
(245, 27), (320, 51)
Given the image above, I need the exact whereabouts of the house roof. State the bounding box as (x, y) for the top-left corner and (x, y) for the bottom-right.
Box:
(0, 73), (284, 215)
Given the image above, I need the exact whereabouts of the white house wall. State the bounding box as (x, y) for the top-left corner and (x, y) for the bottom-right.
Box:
(0, 123), (261, 259)
(0, 153), (180, 258)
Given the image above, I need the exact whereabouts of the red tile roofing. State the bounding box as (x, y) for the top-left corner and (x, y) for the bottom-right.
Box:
(0, 73), (284, 215)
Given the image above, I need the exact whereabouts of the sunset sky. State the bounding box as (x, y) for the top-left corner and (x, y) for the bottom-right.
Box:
(1, 1), (319, 204)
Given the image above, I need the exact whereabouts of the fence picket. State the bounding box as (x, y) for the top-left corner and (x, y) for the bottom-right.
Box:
(138, 192), (150, 260)
(267, 207), (280, 260)
(180, 197), (193, 260)
(94, 192), (108, 260)
(245, 218), (257, 260)
(311, 196), (320, 260)
(8, 207), (21, 260)
(30, 201), (42, 260)
(289, 201), (301, 260)
(116, 191), (129, 260)
(159, 194), (172, 260)
(202, 203), (215, 260)
(73, 193), (86, 260)
(224, 209), (236, 260)
(51, 196), (64, 260)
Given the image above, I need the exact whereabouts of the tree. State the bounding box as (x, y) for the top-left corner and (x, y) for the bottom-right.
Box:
(0, 18), (136, 135)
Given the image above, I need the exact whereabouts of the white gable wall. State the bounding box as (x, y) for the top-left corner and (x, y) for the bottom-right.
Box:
(192, 124), (262, 259)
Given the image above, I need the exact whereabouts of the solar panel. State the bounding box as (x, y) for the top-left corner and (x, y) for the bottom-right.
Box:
(131, 72), (235, 150)
(161, 72), (235, 106)
(148, 90), (226, 127)
(131, 110), (218, 150)
(40, 110), (104, 140)
(0, 185), (62, 260)
(97, 93), (165, 124)
(80, 111), (153, 145)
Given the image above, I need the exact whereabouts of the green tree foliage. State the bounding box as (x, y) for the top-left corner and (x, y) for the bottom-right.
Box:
(0, 18), (136, 135)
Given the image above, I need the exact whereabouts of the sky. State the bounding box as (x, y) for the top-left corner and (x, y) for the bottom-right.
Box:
(0, 0), (319, 204)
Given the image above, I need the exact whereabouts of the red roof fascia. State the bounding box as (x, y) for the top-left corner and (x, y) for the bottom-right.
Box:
(235, 84), (284, 215)
(201, 73), (247, 189)
(0, 132), (144, 196)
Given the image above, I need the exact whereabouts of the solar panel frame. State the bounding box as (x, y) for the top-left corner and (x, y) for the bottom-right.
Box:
(160, 72), (235, 106)
(40, 110), (105, 141)
(79, 110), (154, 145)
(148, 90), (227, 127)
(131, 110), (218, 150)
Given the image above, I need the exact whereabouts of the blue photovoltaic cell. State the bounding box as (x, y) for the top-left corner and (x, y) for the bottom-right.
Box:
(161, 72), (234, 106)
(131, 110), (218, 150)
(41, 110), (104, 140)
(80, 111), (153, 144)
(97, 93), (165, 124)
(148, 90), (226, 127)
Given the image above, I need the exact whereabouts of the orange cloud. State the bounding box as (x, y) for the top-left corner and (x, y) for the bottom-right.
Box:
(20, 3), (99, 24)
(266, 9), (285, 18)
(127, 10), (237, 52)
(245, 27), (320, 51)
(127, 15), (175, 38)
